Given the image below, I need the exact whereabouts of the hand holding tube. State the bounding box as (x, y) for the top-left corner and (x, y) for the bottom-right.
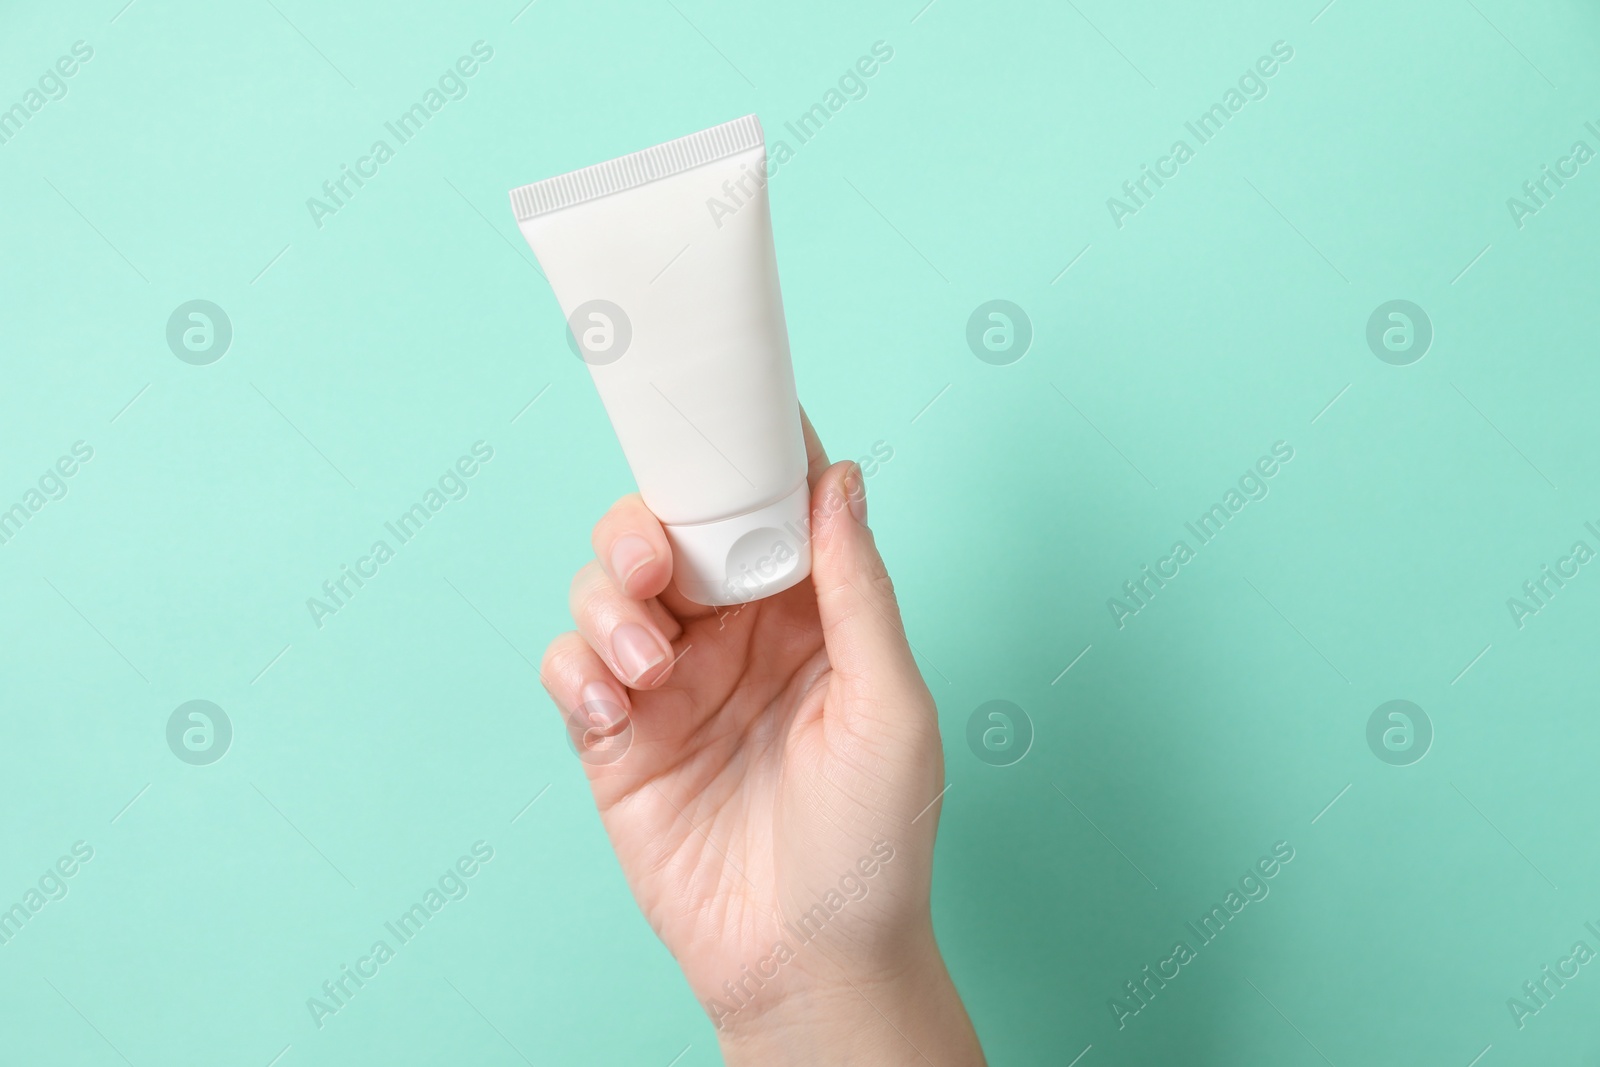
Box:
(540, 412), (985, 1065)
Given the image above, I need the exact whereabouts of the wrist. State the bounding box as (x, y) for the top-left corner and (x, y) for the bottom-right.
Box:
(715, 936), (984, 1067)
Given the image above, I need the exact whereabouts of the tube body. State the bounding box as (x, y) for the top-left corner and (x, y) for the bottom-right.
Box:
(510, 116), (810, 606)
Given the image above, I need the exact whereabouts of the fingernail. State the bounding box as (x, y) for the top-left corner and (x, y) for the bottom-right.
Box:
(844, 463), (868, 525)
(610, 534), (655, 593)
(612, 622), (668, 685)
(580, 680), (628, 730)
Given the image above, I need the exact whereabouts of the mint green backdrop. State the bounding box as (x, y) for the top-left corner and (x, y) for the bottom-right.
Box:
(3, 0), (1598, 1063)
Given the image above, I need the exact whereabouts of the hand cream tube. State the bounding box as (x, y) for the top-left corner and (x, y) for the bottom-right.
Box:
(509, 115), (809, 607)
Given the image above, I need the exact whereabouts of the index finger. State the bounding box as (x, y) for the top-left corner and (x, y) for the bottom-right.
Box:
(591, 494), (712, 621)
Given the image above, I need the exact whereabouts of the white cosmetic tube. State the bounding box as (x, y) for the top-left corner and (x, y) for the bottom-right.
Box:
(509, 115), (809, 606)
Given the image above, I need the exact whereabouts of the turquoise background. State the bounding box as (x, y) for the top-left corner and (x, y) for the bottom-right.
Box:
(2, 0), (1599, 1063)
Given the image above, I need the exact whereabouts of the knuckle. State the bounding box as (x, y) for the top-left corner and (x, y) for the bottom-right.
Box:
(539, 633), (582, 693)
(567, 560), (604, 618)
(858, 543), (899, 609)
(868, 567), (899, 612)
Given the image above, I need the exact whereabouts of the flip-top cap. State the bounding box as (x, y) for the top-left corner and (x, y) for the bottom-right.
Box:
(664, 482), (812, 606)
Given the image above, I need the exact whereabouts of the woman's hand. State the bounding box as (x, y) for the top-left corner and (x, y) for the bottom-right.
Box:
(540, 411), (984, 1066)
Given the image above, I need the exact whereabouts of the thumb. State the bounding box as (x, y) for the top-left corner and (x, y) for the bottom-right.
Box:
(809, 461), (925, 695)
